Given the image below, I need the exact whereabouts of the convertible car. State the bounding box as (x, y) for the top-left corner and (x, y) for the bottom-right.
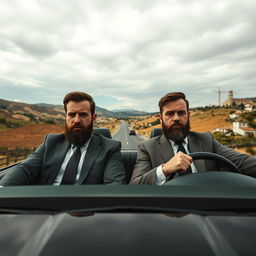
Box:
(0, 128), (256, 256)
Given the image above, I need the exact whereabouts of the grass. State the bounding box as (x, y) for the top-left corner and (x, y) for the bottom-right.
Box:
(0, 124), (9, 132)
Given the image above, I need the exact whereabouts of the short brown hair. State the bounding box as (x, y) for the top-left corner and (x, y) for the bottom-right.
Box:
(63, 91), (95, 115)
(158, 92), (189, 113)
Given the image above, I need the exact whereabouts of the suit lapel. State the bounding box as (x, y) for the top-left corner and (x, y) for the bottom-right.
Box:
(78, 134), (101, 184)
(158, 135), (175, 162)
(48, 139), (70, 184)
(188, 133), (206, 172)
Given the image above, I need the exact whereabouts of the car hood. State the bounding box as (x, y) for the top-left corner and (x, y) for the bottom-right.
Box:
(0, 212), (255, 256)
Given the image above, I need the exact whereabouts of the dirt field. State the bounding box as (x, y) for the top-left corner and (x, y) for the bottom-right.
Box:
(190, 109), (232, 132)
(0, 124), (63, 149)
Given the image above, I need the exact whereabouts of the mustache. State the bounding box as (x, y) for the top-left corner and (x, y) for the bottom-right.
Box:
(170, 121), (183, 128)
(71, 124), (84, 129)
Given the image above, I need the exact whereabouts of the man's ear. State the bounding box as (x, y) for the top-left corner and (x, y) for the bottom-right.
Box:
(93, 114), (97, 122)
(158, 113), (163, 124)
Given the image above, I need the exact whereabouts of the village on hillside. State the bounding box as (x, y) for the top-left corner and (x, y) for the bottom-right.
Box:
(214, 90), (256, 137)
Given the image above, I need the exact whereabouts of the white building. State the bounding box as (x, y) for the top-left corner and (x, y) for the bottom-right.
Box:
(244, 104), (255, 112)
(232, 121), (256, 137)
(212, 127), (231, 134)
(222, 90), (254, 106)
(229, 113), (238, 119)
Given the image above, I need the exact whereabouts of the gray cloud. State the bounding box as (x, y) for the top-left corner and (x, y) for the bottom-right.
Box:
(0, 0), (256, 112)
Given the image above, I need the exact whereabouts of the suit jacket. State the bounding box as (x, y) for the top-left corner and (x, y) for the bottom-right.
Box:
(0, 133), (126, 186)
(130, 131), (256, 184)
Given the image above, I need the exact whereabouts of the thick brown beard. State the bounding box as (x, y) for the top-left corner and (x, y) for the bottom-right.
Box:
(65, 121), (93, 146)
(162, 119), (190, 142)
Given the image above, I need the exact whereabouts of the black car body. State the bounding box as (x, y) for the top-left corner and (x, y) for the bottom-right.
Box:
(0, 174), (256, 256)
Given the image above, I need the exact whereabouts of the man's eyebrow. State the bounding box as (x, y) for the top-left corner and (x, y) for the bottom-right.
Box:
(165, 110), (186, 114)
(68, 111), (86, 113)
(67, 111), (88, 116)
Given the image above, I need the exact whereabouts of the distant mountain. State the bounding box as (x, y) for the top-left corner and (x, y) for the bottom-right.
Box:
(0, 98), (65, 124)
(96, 107), (149, 118)
(36, 103), (63, 108)
(0, 99), (150, 123)
(112, 109), (149, 116)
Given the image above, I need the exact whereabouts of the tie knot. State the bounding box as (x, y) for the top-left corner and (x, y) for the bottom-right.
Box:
(175, 140), (184, 146)
(74, 146), (81, 154)
(72, 145), (81, 151)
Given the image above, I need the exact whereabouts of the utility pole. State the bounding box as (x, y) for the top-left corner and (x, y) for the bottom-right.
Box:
(216, 88), (228, 106)
(217, 88), (221, 106)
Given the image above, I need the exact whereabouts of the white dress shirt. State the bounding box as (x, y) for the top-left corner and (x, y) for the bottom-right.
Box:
(156, 137), (198, 185)
(53, 137), (92, 185)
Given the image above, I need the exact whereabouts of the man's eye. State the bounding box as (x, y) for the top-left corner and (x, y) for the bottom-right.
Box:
(166, 111), (186, 116)
(177, 111), (186, 116)
(79, 113), (87, 118)
(68, 113), (75, 117)
(166, 111), (175, 116)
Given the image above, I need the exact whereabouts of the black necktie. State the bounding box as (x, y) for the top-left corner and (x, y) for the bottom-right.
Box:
(175, 140), (192, 176)
(61, 146), (81, 184)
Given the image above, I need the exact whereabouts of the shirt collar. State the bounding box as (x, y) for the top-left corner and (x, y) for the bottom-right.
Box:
(169, 136), (188, 147)
(71, 135), (93, 151)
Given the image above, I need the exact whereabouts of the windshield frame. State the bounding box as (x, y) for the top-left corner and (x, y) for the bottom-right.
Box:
(0, 185), (256, 214)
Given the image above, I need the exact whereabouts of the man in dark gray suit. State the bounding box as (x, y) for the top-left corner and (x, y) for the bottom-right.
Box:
(0, 91), (125, 186)
(130, 92), (256, 185)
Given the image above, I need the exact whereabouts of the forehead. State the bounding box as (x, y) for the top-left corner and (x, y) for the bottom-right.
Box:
(162, 99), (187, 112)
(66, 100), (91, 112)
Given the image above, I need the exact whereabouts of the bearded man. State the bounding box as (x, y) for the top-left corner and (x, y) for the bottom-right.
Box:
(130, 92), (256, 185)
(0, 91), (125, 186)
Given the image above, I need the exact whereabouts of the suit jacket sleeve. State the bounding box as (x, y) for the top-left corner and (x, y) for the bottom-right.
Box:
(130, 142), (158, 185)
(0, 137), (47, 186)
(212, 136), (256, 177)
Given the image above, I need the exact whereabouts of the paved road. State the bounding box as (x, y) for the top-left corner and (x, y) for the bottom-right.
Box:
(113, 121), (146, 150)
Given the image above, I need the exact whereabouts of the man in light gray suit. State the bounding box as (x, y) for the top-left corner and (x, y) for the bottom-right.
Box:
(0, 91), (125, 186)
(130, 92), (256, 185)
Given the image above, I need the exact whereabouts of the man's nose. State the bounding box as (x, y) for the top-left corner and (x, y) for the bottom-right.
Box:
(74, 113), (81, 122)
(173, 112), (180, 120)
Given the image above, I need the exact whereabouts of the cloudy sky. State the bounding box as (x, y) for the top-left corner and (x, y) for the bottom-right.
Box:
(0, 0), (256, 112)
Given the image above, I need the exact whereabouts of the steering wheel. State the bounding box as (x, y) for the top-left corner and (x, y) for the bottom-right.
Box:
(188, 152), (240, 173)
(164, 152), (256, 186)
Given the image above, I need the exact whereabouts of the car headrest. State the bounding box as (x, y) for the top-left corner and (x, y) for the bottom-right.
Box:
(94, 128), (112, 138)
(121, 151), (138, 184)
(150, 128), (162, 138)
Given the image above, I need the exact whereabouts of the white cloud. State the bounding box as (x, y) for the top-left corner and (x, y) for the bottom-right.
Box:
(0, 0), (256, 112)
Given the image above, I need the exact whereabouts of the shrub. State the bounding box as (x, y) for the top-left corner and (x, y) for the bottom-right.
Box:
(246, 147), (255, 155)
(151, 119), (160, 126)
(45, 120), (56, 124)
(0, 118), (7, 124)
